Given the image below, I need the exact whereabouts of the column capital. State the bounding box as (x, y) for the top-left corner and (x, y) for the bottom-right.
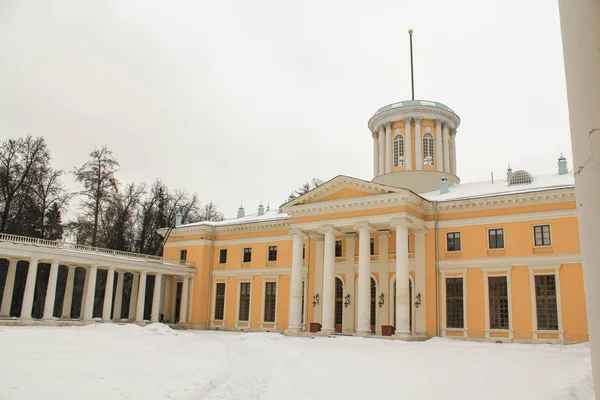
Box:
(390, 217), (414, 228)
(385, 121), (393, 130)
(450, 128), (457, 136)
(412, 226), (428, 235)
(434, 118), (443, 126)
(344, 232), (357, 239)
(413, 116), (423, 123)
(288, 228), (305, 237)
(375, 124), (382, 133)
(353, 221), (375, 232)
(376, 229), (391, 237)
(404, 117), (413, 123)
(319, 225), (340, 235)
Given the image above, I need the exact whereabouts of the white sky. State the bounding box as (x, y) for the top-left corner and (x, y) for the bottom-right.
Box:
(0, 0), (571, 219)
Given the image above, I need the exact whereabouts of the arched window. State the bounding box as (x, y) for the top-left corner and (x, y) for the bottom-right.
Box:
(335, 277), (343, 332)
(423, 132), (434, 165)
(393, 134), (404, 167)
(509, 170), (533, 186)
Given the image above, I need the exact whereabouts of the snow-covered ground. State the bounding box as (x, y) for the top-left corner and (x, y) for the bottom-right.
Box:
(0, 324), (593, 400)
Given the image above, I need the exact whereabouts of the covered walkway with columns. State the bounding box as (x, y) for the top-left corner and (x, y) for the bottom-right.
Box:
(0, 233), (195, 327)
(286, 214), (427, 340)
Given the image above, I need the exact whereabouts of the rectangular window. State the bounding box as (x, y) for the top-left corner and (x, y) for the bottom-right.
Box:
(268, 246), (278, 262)
(302, 244), (306, 260)
(243, 247), (252, 263)
(301, 281), (305, 324)
(446, 232), (461, 252)
(370, 238), (375, 256)
(238, 282), (250, 322)
(446, 278), (464, 328)
(179, 249), (187, 264)
(219, 249), (227, 264)
(535, 275), (559, 330)
(488, 228), (505, 249)
(488, 276), (509, 329)
(264, 282), (277, 322)
(335, 240), (343, 257)
(534, 225), (552, 247)
(214, 283), (225, 320)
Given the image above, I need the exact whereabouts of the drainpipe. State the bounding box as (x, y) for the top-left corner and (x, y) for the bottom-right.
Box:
(434, 201), (440, 337)
(206, 225), (216, 330)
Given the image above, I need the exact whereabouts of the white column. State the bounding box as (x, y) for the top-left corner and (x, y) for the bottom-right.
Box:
(391, 219), (411, 337)
(378, 125), (385, 175)
(129, 273), (139, 320)
(385, 122), (392, 173)
(314, 237), (324, 323)
(20, 258), (39, 319)
(151, 273), (162, 322)
(113, 271), (124, 320)
(450, 129), (457, 175)
(443, 123), (451, 173)
(414, 117), (422, 170)
(102, 268), (116, 321)
(404, 118), (412, 171)
(287, 229), (304, 333)
(320, 226), (337, 334)
(135, 272), (147, 322)
(0, 259), (18, 317)
(377, 230), (390, 335)
(414, 230), (427, 334)
(43, 260), (60, 320)
(355, 222), (373, 334)
(61, 265), (76, 319)
(343, 233), (356, 333)
(435, 119), (443, 172)
(83, 265), (98, 321)
(179, 276), (189, 324)
(558, 1), (600, 397)
(372, 132), (379, 177)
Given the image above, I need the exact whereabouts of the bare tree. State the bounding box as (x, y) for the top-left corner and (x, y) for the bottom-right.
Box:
(290, 177), (324, 199)
(73, 146), (119, 246)
(199, 201), (225, 222)
(31, 167), (70, 239)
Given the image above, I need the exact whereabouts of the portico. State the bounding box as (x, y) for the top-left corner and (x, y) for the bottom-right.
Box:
(0, 233), (195, 327)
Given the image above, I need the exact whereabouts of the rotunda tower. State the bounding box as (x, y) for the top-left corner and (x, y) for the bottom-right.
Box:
(367, 99), (460, 193)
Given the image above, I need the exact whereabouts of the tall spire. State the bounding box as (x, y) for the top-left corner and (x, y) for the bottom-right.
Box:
(409, 29), (415, 100)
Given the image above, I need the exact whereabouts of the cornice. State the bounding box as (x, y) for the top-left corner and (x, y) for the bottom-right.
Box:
(368, 105), (460, 133)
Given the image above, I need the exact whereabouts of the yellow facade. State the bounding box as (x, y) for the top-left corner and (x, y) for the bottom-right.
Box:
(161, 100), (587, 343)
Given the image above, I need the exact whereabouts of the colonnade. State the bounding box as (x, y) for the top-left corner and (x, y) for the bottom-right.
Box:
(0, 257), (190, 325)
(287, 217), (417, 338)
(372, 118), (457, 176)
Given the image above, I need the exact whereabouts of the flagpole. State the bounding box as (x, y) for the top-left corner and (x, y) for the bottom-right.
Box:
(409, 29), (415, 100)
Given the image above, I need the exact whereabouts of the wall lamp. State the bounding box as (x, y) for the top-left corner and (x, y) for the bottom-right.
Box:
(313, 293), (320, 307)
(378, 293), (385, 308)
(415, 293), (422, 309)
(344, 294), (351, 308)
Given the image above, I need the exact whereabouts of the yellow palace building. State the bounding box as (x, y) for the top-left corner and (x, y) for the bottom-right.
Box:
(160, 100), (587, 343)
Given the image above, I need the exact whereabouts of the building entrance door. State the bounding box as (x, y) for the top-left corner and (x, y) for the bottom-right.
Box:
(335, 278), (343, 333)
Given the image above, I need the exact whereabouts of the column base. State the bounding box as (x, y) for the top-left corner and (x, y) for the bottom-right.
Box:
(317, 328), (336, 336)
(354, 330), (373, 337)
(393, 330), (412, 340)
(284, 326), (302, 336)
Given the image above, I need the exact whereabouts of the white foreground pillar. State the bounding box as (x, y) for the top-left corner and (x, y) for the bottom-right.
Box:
(20, 258), (39, 319)
(443, 123), (451, 173)
(179, 276), (189, 324)
(385, 122), (392, 173)
(61, 265), (76, 319)
(287, 229), (305, 333)
(0, 259), (19, 317)
(435, 119), (443, 172)
(372, 132), (378, 177)
(102, 268), (116, 321)
(414, 117), (422, 170)
(83, 265), (98, 321)
(355, 222), (373, 334)
(391, 219), (411, 337)
(113, 271), (124, 320)
(450, 129), (457, 175)
(151, 273), (162, 322)
(43, 260), (60, 320)
(405, 118), (412, 171)
(378, 125), (385, 175)
(320, 226), (337, 334)
(135, 272), (147, 322)
(558, 1), (600, 396)
(129, 273), (139, 320)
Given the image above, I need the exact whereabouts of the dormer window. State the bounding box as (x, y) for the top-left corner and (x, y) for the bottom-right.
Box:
(509, 170), (533, 186)
(393, 134), (404, 167)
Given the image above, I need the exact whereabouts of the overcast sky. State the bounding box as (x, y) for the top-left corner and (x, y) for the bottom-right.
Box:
(0, 0), (570, 219)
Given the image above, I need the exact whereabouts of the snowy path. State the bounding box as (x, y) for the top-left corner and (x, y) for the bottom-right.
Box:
(0, 324), (593, 400)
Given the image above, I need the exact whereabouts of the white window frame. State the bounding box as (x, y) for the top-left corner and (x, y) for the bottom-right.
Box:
(267, 245), (278, 263)
(260, 276), (279, 329)
(483, 268), (514, 340)
(441, 271), (468, 338)
(487, 227), (506, 250)
(528, 266), (564, 342)
(423, 131), (435, 166)
(235, 278), (252, 328)
(393, 133), (405, 167)
(211, 279), (227, 327)
(532, 224), (553, 248)
(242, 247), (252, 264)
(218, 248), (227, 265)
(445, 231), (462, 252)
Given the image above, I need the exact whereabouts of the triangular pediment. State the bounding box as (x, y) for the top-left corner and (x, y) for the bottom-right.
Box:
(283, 175), (404, 207)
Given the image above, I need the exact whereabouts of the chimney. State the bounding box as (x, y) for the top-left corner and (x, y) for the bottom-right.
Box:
(558, 154), (569, 175)
(440, 176), (449, 194)
(175, 212), (182, 227)
(237, 204), (245, 218)
(258, 202), (265, 216)
(507, 164), (513, 181)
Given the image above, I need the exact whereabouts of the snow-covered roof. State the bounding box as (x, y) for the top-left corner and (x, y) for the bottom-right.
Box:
(178, 210), (290, 229)
(420, 172), (575, 202)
